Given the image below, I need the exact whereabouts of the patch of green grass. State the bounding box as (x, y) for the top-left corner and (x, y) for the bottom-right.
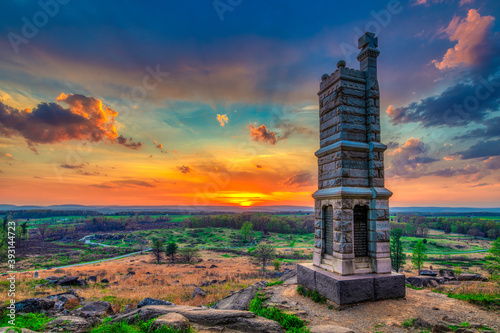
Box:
(444, 292), (500, 309)
(249, 293), (309, 332)
(402, 318), (415, 328)
(267, 280), (284, 287)
(0, 312), (53, 331)
(89, 318), (194, 333)
(406, 284), (424, 290)
(297, 286), (326, 304)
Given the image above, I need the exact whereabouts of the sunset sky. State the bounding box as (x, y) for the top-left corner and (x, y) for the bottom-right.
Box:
(0, 0), (499, 208)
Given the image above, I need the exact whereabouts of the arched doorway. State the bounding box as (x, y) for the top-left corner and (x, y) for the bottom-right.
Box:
(323, 205), (333, 255)
(353, 205), (368, 257)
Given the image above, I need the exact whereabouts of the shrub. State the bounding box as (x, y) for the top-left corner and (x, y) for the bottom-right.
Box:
(402, 318), (415, 328)
(297, 286), (326, 304)
(267, 280), (284, 287)
(249, 293), (309, 332)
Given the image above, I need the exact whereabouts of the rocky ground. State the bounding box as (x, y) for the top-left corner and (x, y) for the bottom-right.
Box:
(2, 268), (499, 333)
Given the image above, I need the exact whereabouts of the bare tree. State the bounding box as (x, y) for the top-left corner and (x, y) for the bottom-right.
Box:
(37, 223), (50, 247)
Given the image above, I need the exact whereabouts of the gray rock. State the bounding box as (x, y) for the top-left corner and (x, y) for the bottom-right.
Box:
(73, 301), (114, 317)
(15, 297), (55, 313)
(45, 316), (91, 332)
(58, 276), (80, 286)
(109, 305), (284, 333)
(310, 325), (355, 333)
(192, 287), (206, 299)
(87, 276), (97, 283)
(457, 273), (487, 281)
(278, 269), (297, 284)
(137, 297), (175, 308)
(215, 281), (267, 311)
(150, 313), (190, 332)
(414, 317), (432, 329)
(419, 270), (438, 276)
(432, 323), (452, 332)
(0, 328), (37, 333)
(438, 269), (456, 280)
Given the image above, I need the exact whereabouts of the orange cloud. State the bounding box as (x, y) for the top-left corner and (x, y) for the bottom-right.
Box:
(217, 114), (229, 127)
(250, 124), (277, 145)
(0, 93), (141, 151)
(433, 9), (496, 70)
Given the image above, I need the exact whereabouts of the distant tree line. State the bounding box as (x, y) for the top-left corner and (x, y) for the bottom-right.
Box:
(83, 214), (172, 232)
(0, 210), (101, 219)
(391, 214), (500, 239)
(180, 213), (315, 234)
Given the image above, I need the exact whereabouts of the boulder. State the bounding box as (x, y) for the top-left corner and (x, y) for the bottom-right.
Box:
(73, 301), (114, 317)
(310, 325), (354, 333)
(406, 276), (440, 288)
(0, 328), (37, 333)
(150, 313), (190, 332)
(87, 276), (97, 283)
(210, 264), (218, 268)
(439, 269), (456, 280)
(101, 279), (109, 283)
(419, 270), (438, 276)
(15, 297), (55, 313)
(45, 316), (91, 332)
(192, 287), (206, 298)
(215, 281), (268, 310)
(278, 269), (297, 284)
(109, 305), (284, 333)
(46, 276), (61, 281)
(457, 273), (487, 281)
(58, 276), (80, 286)
(414, 317), (432, 329)
(432, 323), (452, 332)
(137, 297), (175, 308)
(127, 271), (136, 275)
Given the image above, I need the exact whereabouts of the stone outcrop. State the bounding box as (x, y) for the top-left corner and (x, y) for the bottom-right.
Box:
(215, 281), (268, 310)
(0, 328), (37, 333)
(150, 313), (190, 332)
(310, 325), (355, 333)
(109, 305), (284, 333)
(45, 316), (92, 332)
(72, 301), (114, 317)
(137, 297), (175, 308)
(14, 297), (55, 313)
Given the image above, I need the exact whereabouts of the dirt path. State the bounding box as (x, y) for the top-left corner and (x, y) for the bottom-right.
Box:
(265, 283), (500, 332)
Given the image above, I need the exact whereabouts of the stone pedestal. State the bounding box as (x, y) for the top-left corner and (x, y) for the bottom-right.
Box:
(297, 263), (405, 306)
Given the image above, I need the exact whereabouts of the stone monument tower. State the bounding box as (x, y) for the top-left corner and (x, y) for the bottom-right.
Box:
(297, 32), (405, 306)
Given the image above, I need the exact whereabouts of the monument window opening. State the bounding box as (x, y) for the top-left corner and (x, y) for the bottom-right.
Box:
(353, 205), (368, 257)
(323, 205), (333, 255)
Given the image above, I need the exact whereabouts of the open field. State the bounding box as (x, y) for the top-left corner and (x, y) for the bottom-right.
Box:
(1, 251), (287, 311)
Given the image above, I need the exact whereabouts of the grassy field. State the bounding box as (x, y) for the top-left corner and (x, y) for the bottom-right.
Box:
(88, 227), (315, 250)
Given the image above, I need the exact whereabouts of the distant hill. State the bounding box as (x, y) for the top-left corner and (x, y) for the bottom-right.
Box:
(1, 204), (500, 214)
(390, 207), (500, 214)
(0, 204), (314, 214)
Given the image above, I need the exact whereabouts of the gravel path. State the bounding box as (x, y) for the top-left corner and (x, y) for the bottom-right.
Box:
(264, 283), (500, 332)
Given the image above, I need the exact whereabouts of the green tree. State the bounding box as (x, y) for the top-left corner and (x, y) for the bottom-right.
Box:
(390, 228), (405, 272)
(411, 240), (427, 273)
(166, 242), (178, 263)
(240, 221), (254, 242)
(179, 247), (200, 264)
(37, 223), (50, 248)
(273, 259), (281, 271)
(253, 244), (276, 274)
(151, 239), (165, 264)
(486, 237), (500, 281)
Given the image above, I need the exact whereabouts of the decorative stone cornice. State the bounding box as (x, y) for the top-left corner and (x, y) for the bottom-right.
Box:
(312, 186), (393, 199)
(315, 140), (387, 157)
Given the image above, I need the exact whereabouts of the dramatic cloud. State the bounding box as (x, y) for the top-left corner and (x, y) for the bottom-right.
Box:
(433, 10), (496, 70)
(469, 182), (490, 187)
(386, 141), (400, 149)
(217, 114), (229, 127)
(250, 124), (277, 145)
(255, 164), (263, 169)
(386, 77), (500, 127)
(458, 139), (500, 159)
(111, 180), (155, 188)
(274, 119), (314, 140)
(117, 135), (142, 149)
(0, 93), (141, 151)
(454, 116), (500, 140)
(427, 164), (479, 177)
(387, 138), (439, 178)
(177, 165), (193, 174)
(484, 156), (500, 170)
(283, 172), (315, 187)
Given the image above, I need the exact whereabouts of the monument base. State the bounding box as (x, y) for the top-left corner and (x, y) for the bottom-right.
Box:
(297, 263), (405, 306)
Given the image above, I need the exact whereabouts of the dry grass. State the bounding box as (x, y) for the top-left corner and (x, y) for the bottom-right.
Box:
(3, 251), (285, 312)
